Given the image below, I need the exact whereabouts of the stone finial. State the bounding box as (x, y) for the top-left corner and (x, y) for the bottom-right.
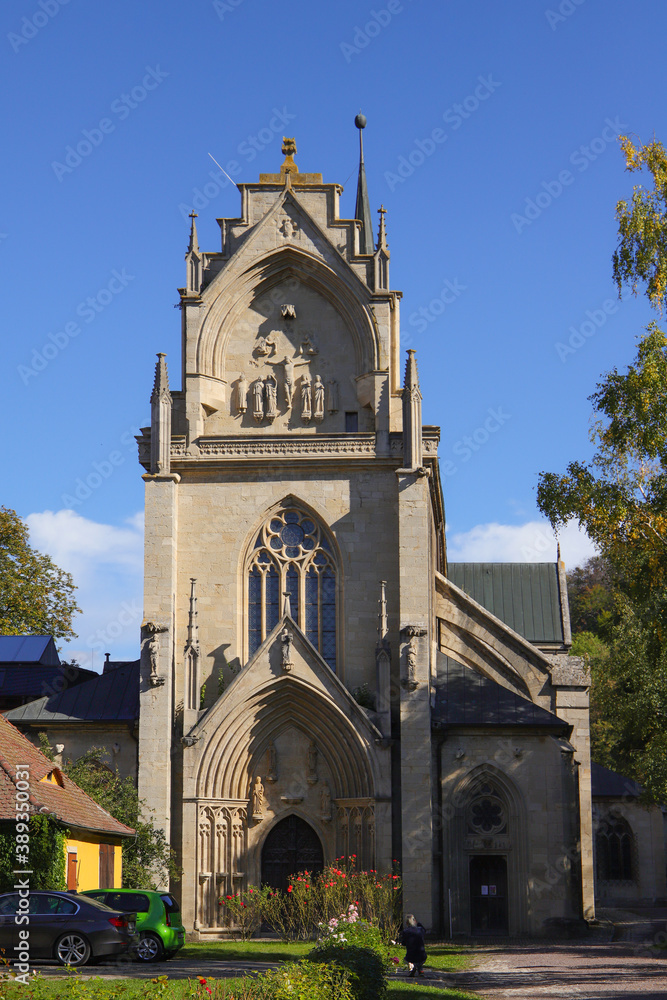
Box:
(377, 205), (388, 251)
(402, 350), (423, 470)
(185, 212), (202, 295)
(280, 137), (298, 176)
(377, 580), (388, 645)
(187, 211), (199, 254)
(150, 353), (172, 474)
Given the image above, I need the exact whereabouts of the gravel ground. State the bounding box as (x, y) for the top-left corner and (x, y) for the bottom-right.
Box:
(428, 940), (667, 1000)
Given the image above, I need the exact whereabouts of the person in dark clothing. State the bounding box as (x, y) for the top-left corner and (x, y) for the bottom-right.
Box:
(400, 913), (427, 977)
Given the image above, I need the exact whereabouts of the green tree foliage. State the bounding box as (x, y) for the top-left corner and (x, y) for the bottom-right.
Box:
(540, 136), (667, 804)
(566, 556), (614, 635)
(0, 506), (79, 640)
(0, 815), (67, 893)
(613, 136), (667, 313)
(59, 746), (181, 889)
(537, 323), (667, 605)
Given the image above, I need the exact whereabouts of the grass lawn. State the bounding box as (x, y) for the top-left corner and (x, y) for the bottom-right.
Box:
(0, 940), (477, 999)
(179, 938), (312, 963)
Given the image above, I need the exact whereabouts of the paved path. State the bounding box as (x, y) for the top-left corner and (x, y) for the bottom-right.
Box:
(429, 941), (667, 1000)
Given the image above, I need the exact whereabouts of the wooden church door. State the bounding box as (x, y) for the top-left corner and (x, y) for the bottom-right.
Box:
(261, 815), (323, 891)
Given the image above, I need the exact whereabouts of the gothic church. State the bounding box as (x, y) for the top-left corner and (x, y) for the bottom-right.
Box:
(136, 127), (594, 937)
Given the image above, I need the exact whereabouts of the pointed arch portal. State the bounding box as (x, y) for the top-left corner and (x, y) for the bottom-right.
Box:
(261, 815), (324, 892)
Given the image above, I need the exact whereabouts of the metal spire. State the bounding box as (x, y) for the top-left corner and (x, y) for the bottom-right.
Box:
(354, 113), (374, 255)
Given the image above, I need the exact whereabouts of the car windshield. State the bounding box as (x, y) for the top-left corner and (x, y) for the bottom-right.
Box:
(79, 895), (118, 911)
(104, 893), (150, 913)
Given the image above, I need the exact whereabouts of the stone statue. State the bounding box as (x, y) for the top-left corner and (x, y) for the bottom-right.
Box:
(313, 375), (325, 422)
(301, 372), (312, 422)
(148, 633), (160, 681)
(326, 378), (339, 414)
(237, 373), (248, 413)
(307, 741), (318, 784)
(320, 782), (332, 822)
(267, 740), (277, 782)
(281, 627), (294, 671)
(252, 378), (264, 422)
(267, 354), (310, 408)
(252, 776), (264, 820)
(406, 637), (418, 687)
(265, 375), (278, 420)
(253, 335), (276, 357)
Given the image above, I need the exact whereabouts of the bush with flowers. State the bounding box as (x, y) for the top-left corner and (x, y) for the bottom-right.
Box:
(218, 885), (270, 940)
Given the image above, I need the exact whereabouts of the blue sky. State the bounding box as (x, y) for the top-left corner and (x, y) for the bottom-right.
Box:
(1, 0), (665, 666)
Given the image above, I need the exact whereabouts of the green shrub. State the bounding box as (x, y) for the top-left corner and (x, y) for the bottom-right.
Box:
(307, 943), (386, 1000)
(244, 961), (354, 999)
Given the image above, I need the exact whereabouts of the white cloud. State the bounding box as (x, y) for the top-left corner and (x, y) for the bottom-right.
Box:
(26, 509), (144, 670)
(446, 518), (597, 570)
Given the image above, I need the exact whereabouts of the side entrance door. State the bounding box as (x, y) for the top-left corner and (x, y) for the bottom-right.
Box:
(469, 855), (508, 934)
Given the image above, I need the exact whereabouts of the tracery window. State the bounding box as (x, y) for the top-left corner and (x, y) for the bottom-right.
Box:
(248, 507), (336, 670)
(596, 814), (634, 881)
(467, 784), (507, 836)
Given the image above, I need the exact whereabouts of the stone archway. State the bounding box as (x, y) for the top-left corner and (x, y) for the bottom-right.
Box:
(261, 815), (324, 892)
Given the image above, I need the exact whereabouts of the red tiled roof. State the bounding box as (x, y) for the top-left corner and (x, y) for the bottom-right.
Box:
(0, 715), (134, 838)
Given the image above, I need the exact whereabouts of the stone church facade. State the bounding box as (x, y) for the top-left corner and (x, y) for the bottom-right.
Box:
(136, 132), (595, 937)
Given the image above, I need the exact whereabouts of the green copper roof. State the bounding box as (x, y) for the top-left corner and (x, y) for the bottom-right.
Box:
(447, 562), (564, 645)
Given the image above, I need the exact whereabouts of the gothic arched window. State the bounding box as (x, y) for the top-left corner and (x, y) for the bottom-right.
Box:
(596, 814), (635, 881)
(247, 507), (337, 670)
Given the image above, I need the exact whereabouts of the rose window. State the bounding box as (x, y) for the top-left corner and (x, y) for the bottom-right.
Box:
(468, 786), (506, 835)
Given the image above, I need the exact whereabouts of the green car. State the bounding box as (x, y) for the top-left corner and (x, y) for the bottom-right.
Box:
(81, 889), (185, 962)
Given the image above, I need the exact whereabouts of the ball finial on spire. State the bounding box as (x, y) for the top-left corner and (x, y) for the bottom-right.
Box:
(355, 112), (367, 129)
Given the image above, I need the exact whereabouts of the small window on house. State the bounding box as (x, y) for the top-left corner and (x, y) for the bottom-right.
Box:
(345, 412), (359, 433)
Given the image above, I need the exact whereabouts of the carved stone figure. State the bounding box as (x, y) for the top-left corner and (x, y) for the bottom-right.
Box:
(279, 217), (297, 239)
(406, 638), (418, 688)
(252, 378), (264, 422)
(148, 633), (160, 680)
(301, 372), (312, 422)
(300, 337), (318, 356)
(265, 375), (278, 420)
(253, 335), (276, 357)
(320, 782), (332, 822)
(313, 375), (325, 422)
(252, 776), (264, 820)
(237, 373), (248, 413)
(267, 740), (278, 783)
(326, 378), (339, 414)
(267, 354), (310, 408)
(281, 627), (294, 671)
(307, 741), (318, 784)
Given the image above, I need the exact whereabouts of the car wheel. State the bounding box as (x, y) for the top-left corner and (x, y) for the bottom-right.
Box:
(135, 931), (164, 962)
(55, 933), (91, 967)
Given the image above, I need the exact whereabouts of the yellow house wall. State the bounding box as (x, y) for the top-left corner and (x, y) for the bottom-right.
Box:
(65, 831), (123, 891)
